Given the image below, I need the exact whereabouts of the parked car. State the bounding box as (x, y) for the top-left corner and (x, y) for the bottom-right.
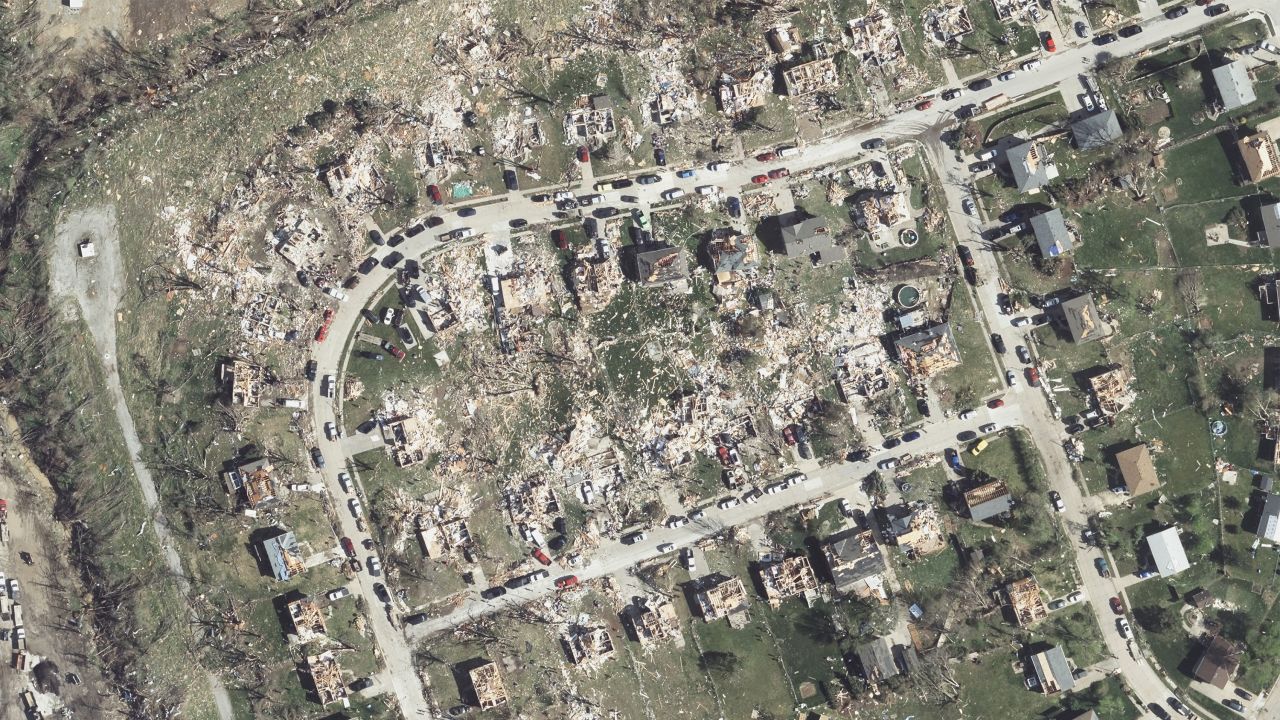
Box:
(861, 138), (887, 149)
(1094, 32), (1118, 45)
(1118, 24), (1143, 37)
(1026, 367), (1041, 387)
(555, 575), (580, 589)
(969, 78), (993, 91)
(1016, 345), (1031, 363)
(368, 557), (382, 576)
(675, 168), (696, 179)
(726, 196), (742, 217)
(1165, 5), (1188, 16)
(666, 516), (689, 528)
(338, 472), (353, 493)
(1205, 3), (1228, 14)
(755, 151), (777, 162)
(1049, 490), (1065, 511)
(1021, 59), (1042, 71)
(970, 439), (989, 456)
(996, 70), (1016, 81)
(636, 174), (661, 185)
(988, 398), (1005, 409)
(902, 430), (922, 442)
(782, 426), (797, 445)
(877, 457), (899, 470)
(427, 184), (443, 204)
(681, 548), (697, 571)
(624, 531), (649, 545)
(970, 161), (992, 173)
(708, 161), (730, 171)
(915, 99), (934, 110)
(718, 496), (741, 509)
(327, 587), (350, 601)
(351, 677), (375, 692)
(751, 174), (769, 184)
(957, 245), (974, 267)
(1235, 688), (1254, 700)
(767, 167), (790, 179)
(480, 586), (507, 599)
(1224, 698), (1246, 712)
(348, 498), (363, 518)
(1075, 20), (1089, 37)
(941, 88), (963, 100)
(661, 188), (686, 201)
(991, 333), (1007, 353)
(310, 447), (326, 469)
(1042, 32), (1056, 51)
(1095, 557), (1111, 577)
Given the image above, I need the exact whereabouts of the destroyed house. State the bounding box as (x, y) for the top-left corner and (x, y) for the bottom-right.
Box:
(694, 574), (751, 624)
(822, 529), (888, 601)
(623, 601), (682, 646)
(222, 457), (278, 509)
(1007, 140), (1059, 193)
(1028, 645), (1075, 694)
(565, 94), (617, 140)
(782, 56), (838, 96)
(779, 214), (847, 264)
(1192, 635), (1243, 688)
(1238, 132), (1280, 183)
(1050, 292), (1104, 343)
(561, 626), (615, 667)
(894, 322), (961, 378)
(1212, 60), (1256, 112)
(465, 661), (508, 710)
(1087, 366), (1135, 416)
(262, 530), (303, 581)
(1071, 109), (1123, 151)
(717, 71), (769, 116)
(705, 231), (760, 281)
(850, 189), (910, 231)
(855, 637), (915, 682)
(305, 651), (348, 706)
(1113, 443), (1160, 497)
(418, 517), (472, 559)
(881, 502), (946, 555)
(755, 555), (819, 607)
(220, 359), (265, 407)
(964, 479), (1013, 522)
(285, 597), (327, 643)
(503, 477), (560, 523)
(1004, 577), (1048, 626)
(1030, 209), (1074, 258)
(631, 244), (689, 287)
(381, 416), (426, 468)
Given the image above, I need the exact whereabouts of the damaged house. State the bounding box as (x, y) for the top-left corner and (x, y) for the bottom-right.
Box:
(848, 7), (905, 69)
(894, 322), (961, 378)
(382, 416), (427, 468)
(1028, 645), (1075, 694)
(693, 574), (751, 626)
(755, 555), (819, 608)
(964, 479), (1014, 522)
(855, 636), (917, 682)
(1192, 634), (1244, 688)
(1030, 209), (1074, 258)
(1007, 140), (1059, 193)
(1049, 292), (1107, 343)
(782, 55), (839, 97)
(570, 258), (625, 313)
(717, 71), (771, 116)
(881, 502), (947, 556)
(503, 476), (560, 526)
(632, 243), (690, 289)
(778, 214), (847, 265)
(821, 529), (889, 602)
(261, 529), (304, 582)
(622, 601), (683, 647)
(564, 94), (617, 142)
(1113, 443), (1161, 497)
(305, 651), (348, 706)
(704, 229), (760, 300)
(222, 457), (279, 510)
(1088, 365), (1136, 417)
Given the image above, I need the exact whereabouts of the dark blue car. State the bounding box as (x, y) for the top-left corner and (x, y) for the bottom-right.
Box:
(726, 196), (742, 217)
(902, 430), (922, 442)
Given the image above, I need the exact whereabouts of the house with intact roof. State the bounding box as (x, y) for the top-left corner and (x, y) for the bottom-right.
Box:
(778, 213), (847, 265)
(1071, 109), (1122, 151)
(1027, 645), (1075, 694)
(1113, 443), (1160, 497)
(1146, 526), (1190, 576)
(1212, 60), (1257, 112)
(1030, 209), (1074, 258)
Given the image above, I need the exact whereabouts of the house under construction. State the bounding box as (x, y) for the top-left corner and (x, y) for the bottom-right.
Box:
(755, 556), (819, 608)
(464, 660), (508, 710)
(220, 359), (265, 407)
(305, 651), (348, 706)
(1088, 365), (1136, 417)
(286, 597), (328, 643)
(694, 574), (751, 626)
(561, 626), (616, 668)
(1004, 577), (1049, 627)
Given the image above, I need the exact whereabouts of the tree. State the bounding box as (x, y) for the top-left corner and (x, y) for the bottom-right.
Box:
(698, 650), (740, 675)
(1133, 605), (1173, 633)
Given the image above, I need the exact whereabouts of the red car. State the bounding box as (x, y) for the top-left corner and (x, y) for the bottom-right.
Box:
(782, 426), (797, 446)
(340, 537), (357, 559)
(1043, 33), (1056, 51)
(767, 168), (790, 179)
(427, 184), (443, 204)
(751, 174), (770, 184)
(386, 345), (406, 361)
(915, 99), (934, 110)
(576, 146), (590, 163)
(755, 151), (777, 162)
(717, 446), (732, 466)
(532, 547), (552, 566)
(1109, 596), (1125, 615)
(1026, 367), (1041, 387)
(987, 398), (1005, 409)
(555, 575), (579, 589)
(314, 325), (329, 343)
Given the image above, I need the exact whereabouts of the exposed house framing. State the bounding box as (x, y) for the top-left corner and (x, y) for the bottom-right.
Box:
(755, 555), (819, 608)
(561, 626), (616, 668)
(1004, 577), (1048, 627)
(694, 574), (751, 626)
(465, 660), (508, 710)
(305, 651), (348, 706)
(286, 597), (328, 643)
(1088, 365), (1136, 417)
(220, 359), (265, 407)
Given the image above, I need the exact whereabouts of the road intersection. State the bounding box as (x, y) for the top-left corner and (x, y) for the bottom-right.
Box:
(300, 4), (1278, 717)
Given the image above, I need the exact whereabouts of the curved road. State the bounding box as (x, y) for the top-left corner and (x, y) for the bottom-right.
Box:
(303, 4), (1277, 717)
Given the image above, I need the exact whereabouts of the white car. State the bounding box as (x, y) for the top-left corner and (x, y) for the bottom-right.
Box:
(324, 287), (349, 302)
(962, 197), (976, 215)
(381, 307), (395, 325)
(681, 548), (696, 571)
(578, 193), (603, 206)
(453, 228), (474, 240)
(788, 472), (808, 484)
(689, 509), (707, 520)
(657, 542), (675, 553)
(718, 497), (740, 510)
(1006, 370), (1018, 387)
(707, 161), (730, 172)
(349, 497), (363, 518)
(1117, 618), (1132, 638)
(327, 587), (351, 601)
(1021, 59), (1042, 71)
(1066, 591), (1084, 604)
(666, 516), (689, 529)
(959, 409), (975, 420)
(624, 530), (648, 544)
(367, 556), (382, 576)
(877, 458), (899, 470)
(338, 472), (353, 493)
(764, 483), (784, 495)
(1011, 316), (1032, 327)
(997, 70), (1016, 81)
(1080, 93), (1096, 112)
(661, 188), (686, 201)
(980, 422), (998, 433)
(695, 185), (720, 196)
(743, 488), (762, 503)
(580, 481), (595, 504)
(325, 421), (340, 440)
(975, 149), (997, 161)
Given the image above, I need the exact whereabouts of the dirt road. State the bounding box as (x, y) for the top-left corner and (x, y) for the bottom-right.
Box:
(49, 207), (235, 720)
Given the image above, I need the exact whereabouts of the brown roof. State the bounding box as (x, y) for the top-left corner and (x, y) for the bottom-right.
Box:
(1192, 635), (1243, 688)
(1115, 444), (1160, 496)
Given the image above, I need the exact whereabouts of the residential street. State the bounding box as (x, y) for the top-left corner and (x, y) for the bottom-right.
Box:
(298, 3), (1279, 716)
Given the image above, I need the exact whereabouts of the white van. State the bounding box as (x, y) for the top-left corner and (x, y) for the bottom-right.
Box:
(776, 146), (800, 158)
(661, 188), (686, 201)
(695, 185), (720, 196)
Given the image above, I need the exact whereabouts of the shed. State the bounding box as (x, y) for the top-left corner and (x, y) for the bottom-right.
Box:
(1146, 527), (1190, 576)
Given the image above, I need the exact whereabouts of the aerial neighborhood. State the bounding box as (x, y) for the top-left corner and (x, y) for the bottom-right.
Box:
(1, 0), (1280, 718)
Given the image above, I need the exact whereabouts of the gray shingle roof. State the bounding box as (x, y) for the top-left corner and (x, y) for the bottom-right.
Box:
(1007, 139), (1059, 192)
(1071, 109), (1123, 150)
(1212, 61), (1257, 111)
(1260, 202), (1280, 248)
(1030, 209), (1073, 257)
